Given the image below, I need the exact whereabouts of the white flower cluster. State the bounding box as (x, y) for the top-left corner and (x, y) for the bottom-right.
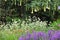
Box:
(0, 18), (47, 31)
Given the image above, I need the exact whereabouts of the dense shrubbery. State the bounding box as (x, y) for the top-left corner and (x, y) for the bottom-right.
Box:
(0, 0), (60, 40)
(0, 0), (60, 24)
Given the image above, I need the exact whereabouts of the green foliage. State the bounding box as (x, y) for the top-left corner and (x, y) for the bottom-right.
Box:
(25, 0), (60, 11)
(0, 0), (60, 40)
(50, 19), (60, 30)
(0, 18), (60, 40)
(0, 0), (60, 23)
(0, 31), (18, 40)
(1, 0), (60, 13)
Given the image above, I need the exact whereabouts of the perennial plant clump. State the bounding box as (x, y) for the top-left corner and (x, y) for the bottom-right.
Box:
(19, 30), (60, 40)
(0, 18), (47, 31)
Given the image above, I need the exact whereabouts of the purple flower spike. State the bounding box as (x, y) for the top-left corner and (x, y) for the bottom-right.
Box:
(31, 31), (38, 40)
(25, 32), (31, 40)
(19, 30), (60, 40)
(51, 31), (60, 40)
(19, 36), (25, 40)
(37, 32), (47, 40)
(48, 30), (55, 40)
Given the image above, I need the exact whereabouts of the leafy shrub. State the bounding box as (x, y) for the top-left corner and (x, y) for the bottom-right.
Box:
(50, 19), (60, 30)
(0, 0), (60, 23)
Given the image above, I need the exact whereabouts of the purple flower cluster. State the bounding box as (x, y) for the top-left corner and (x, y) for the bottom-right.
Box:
(58, 6), (60, 9)
(19, 30), (60, 40)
